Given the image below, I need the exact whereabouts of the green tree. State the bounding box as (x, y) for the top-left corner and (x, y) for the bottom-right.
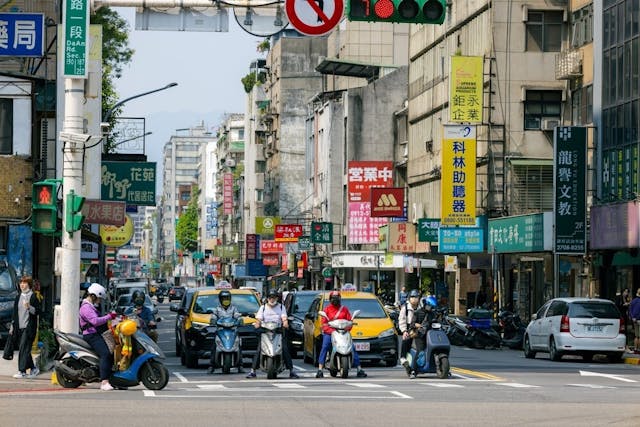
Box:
(176, 186), (199, 252)
(91, 8), (134, 152)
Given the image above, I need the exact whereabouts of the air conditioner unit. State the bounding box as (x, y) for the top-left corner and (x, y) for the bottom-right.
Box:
(541, 118), (560, 131)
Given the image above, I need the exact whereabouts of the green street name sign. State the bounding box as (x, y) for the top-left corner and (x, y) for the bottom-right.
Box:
(418, 218), (440, 242)
(63, 0), (88, 78)
(101, 161), (157, 206)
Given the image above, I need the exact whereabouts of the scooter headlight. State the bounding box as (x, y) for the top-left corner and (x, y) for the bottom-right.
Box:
(378, 328), (396, 338)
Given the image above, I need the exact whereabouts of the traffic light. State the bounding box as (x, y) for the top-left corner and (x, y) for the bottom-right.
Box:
(65, 190), (85, 234)
(347, 0), (446, 24)
(32, 181), (58, 234)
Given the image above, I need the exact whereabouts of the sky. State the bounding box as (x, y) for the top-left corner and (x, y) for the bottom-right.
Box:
(110, 7), (265, 192)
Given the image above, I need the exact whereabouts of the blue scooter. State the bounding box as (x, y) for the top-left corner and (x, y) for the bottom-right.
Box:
(406, 322), (451, 379)
(212, 317), (243, 374)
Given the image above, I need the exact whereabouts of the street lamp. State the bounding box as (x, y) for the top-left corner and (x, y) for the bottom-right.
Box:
(102, 82), (178, 123)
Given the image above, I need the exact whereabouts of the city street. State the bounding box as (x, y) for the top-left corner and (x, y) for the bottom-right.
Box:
(1, 301), (640, 426)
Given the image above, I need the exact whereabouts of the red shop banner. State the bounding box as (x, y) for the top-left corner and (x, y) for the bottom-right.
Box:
(347, 161), (393, 202)
(262, 253), (280, 266)
(370, 187), (405, 217)
(274, 224), (303, 242)
(260, 240), (285, 253)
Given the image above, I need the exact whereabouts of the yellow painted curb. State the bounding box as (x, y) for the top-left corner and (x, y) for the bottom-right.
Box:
(623, 357), (640, 365)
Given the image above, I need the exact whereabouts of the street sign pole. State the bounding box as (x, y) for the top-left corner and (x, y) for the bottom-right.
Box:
(59, 0), (90, 333)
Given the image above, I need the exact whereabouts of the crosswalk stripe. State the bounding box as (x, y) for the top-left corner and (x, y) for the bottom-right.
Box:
(197, 384), (227, 390)
(347, 382), (386, 388)
(496, 383), (540, 388)
(272, 383), (306, 388)
(422, 382), (464, 388)
(567, 383), (616, 389)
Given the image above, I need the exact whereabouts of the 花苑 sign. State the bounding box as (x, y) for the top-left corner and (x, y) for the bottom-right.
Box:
(101, 161), (156, 206)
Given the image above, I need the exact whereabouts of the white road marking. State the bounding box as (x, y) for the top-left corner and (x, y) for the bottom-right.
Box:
(347, 382), (386, 388)
(422, 382), (464, 388)
(197, 384), (227, 390)
(390, 391), (413, 399)
(579, 370), (637, 383)
(272, 383), (306, 388)
(567, 383), (616, 389)
(143, 390), (156, 397)
(172, 372), (188, 383)
(292, 364), (308, 372)
(496, 383), (540, 388)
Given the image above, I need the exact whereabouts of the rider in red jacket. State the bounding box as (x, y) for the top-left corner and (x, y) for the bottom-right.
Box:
(316, 290), (367, 378)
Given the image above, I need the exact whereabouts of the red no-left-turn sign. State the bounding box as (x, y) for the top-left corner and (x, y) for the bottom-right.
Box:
(285, 0), (344, 36)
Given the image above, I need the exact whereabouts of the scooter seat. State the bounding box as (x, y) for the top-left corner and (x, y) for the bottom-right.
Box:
(58, 331), (94, 350)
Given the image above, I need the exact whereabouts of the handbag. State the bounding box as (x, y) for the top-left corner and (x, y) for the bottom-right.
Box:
(101, 329), (116, 354)
(3, 327), (16, 360)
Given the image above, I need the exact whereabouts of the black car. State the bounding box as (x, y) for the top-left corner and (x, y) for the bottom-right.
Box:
(114, 293), (158, 317)
(0, 261), (19, 343)
(168, 286), (186, 301)
(283, 290), (320, 358)
(170, 287), (197, 357)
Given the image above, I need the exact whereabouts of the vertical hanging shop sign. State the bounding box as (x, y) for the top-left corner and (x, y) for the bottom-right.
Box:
(223, 173), (233, 215)
(63, 0), (89, 78)
(449, 56), (484, 123)
(441, 125), (476, 226)
(554, 127), (587, 254)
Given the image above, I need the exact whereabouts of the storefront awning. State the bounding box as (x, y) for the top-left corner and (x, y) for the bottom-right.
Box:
(612, 251), (640, 266)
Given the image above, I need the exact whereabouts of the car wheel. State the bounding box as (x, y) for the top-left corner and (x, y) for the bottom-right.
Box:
(523, 335), (536, 359)
(175, 333), (181, 357)
(549, 337), (562, 361)
(385, 356), (397, 367)
(185, 347), (198, 368)
(609, 352), (624, 363)
(582, 352), (594, 362)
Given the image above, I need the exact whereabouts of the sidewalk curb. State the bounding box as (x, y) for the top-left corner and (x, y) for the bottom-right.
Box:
(623, 357), (640, 365)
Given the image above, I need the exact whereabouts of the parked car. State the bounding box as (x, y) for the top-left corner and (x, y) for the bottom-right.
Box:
(523, 297), (626, 362)
(171, 287), (260, 368)
(303, 290), (398, 367)
(170, 287), (198, 357)
(168, 286), (186, 301)
(0, 261), (19, 343)
(283, 290), (320, 357)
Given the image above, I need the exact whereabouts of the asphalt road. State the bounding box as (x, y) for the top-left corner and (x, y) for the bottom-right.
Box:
(1, 300), (640, 426)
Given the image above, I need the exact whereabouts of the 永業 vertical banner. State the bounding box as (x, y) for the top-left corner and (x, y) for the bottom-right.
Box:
(554, 127), (587, 254)
(449, 56), (484, 123)
(441, 125), (476, 226)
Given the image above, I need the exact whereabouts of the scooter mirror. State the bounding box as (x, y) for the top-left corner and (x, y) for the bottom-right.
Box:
(318, 310), (328, 319)
(352, 309), (361, 319)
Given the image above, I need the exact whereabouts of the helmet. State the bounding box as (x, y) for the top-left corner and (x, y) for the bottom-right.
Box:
(87, 283), (106, 299)
(329, 290), (341, 306)
(266, 289), (279, 306)
(408, 289), (421, 299)
(423, 295), (438, 308)
(118, 319), (137, 336)
(131, 290), (145, 307)
(219, 290), (232, 308)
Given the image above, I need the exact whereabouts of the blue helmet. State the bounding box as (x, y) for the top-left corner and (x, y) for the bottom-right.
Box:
(408, 289), (421, 299)
(423, 295), (437, 308)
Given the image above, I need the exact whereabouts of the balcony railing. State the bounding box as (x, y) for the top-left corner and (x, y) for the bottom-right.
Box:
(555, 49), (583, 80)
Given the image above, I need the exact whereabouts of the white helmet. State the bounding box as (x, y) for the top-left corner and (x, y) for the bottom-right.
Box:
(87, 283), (106, 299)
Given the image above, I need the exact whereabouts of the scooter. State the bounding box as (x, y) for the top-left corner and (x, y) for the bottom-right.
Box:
(444, 314), (469, 347)
(466, 318), (502, 349)
(318, 309), (360, 378)
(54, 317), (169, 390)
(406, 321), (451, 379)
(258, 321), (285, 379)
(498, 310), (525, 350)
(212, 317), (243, 374)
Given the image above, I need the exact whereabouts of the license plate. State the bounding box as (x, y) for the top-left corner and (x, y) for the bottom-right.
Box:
(354, 342), (370, 351)
(586, 325), (603, 332)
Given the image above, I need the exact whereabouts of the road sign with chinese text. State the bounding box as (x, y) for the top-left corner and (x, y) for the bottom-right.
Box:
(311, 222), (333, 243)
(63, 0), (89, 77)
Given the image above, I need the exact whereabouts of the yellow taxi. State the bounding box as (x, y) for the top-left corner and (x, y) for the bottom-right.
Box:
(172, 286), (260, 368)
(302, 289), (398, 367)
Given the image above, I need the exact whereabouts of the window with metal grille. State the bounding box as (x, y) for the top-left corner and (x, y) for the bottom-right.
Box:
(0, 99), (12, 154)
(524, 90), (562, 130)
(510, 163), (554, 214)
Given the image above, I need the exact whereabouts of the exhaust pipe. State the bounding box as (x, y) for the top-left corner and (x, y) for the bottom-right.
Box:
(54, 360), (81, 377)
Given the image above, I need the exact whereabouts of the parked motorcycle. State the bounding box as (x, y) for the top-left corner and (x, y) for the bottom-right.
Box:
(212, 317), (243, 374)
(444, 314), (469, 347)
(405, 321), (451, 379)
(498, 310), (525, 349)
(318, 309), (360, 378)
(258, 321), (285, 379)
(466, 317), (502, 349)
(54, 317), (168, 390)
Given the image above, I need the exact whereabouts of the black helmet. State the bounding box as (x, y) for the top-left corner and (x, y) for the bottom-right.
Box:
(329, 290), (341, 306)
(408, 289), (421, 299)
(219, 290), (232, 308)
(132, 290), (145, 307)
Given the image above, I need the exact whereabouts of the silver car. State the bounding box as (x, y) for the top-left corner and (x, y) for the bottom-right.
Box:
(523, 297), (625, 362)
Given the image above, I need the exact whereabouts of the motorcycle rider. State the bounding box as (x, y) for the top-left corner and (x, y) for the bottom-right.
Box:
(79, 283), (117, 391)
(399, 289), (422, 377)
(316, 290), (367, 378)
(131, 290), (157, 342)
(246, 289), (299, 379)
(207, 290), (243, 374)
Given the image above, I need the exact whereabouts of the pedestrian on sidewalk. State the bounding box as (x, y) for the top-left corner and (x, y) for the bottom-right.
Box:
(10, 276), (41, 379)
(629, 288), (640, 353)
